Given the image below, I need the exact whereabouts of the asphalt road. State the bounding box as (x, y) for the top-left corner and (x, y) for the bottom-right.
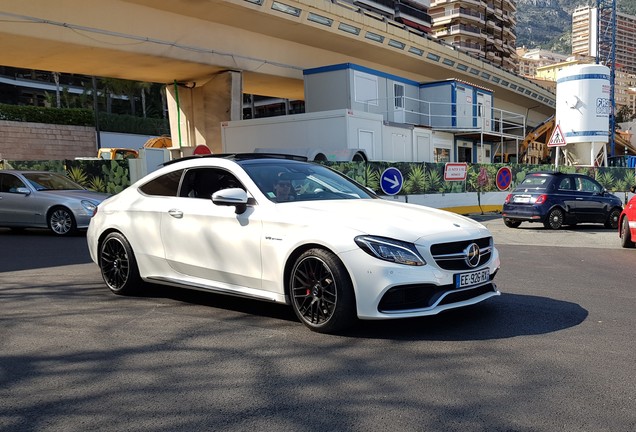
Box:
(0, 219), (634, 432)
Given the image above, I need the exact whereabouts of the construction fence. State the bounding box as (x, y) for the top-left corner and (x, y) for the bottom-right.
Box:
(2, 159), (636, 197)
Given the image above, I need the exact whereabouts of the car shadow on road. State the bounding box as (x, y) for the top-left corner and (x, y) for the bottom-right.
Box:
(0, 229), (92, 272)
(346, 294), (588, 341)
(512, 224), (616, 233)
(137, 284), (587, 341)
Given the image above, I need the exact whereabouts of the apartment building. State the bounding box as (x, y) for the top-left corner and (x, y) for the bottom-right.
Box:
(428, 0), (518, 71)
(572, 5), (636, 76)
(516, 47), (569, 78)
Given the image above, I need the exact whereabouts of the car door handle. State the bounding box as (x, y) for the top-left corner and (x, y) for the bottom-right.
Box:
(168, 209), (183, 219)
(576, 198), (583, 200)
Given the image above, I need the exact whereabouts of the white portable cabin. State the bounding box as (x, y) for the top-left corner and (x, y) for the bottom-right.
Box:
(221, 109), (383, 162)
(303, 63), (422, 125)
(419, 79), (494, 132)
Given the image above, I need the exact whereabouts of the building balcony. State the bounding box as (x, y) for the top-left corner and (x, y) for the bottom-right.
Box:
(486, 19), (502, 31)
(395, 2), (432, 31)
(401, 0), (429, 8)
(434, 27), (482, 39)
(502, 26), (515, 38)
(430, 7), (485, 25)
(452, 40), (483, 54)
(431, 0), (484, 7)
(486, 50), (502, 61)
(353, 0), (395, 16)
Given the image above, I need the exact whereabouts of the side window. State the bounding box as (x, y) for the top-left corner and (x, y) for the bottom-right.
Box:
(179, 168), (243, 199)
(558, 177), (572, 190)
(576, 177), (600, 193)
(138, 169), (184, 196)
(0, 173), (27, 193)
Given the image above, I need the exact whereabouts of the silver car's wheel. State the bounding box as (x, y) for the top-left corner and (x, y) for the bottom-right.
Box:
(290, 248), (355, 333)
(99, 232), (142, 295)
(544, 208), (564, 230)
(48, 207), (76, 236)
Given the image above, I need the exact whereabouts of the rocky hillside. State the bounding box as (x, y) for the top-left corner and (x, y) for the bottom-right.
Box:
(516, 0), (636, 54)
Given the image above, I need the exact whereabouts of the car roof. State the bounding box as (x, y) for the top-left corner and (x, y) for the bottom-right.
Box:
(526, 171), (593, 178)
(162, 153), (308, 167)
(1, 170), (61, 174)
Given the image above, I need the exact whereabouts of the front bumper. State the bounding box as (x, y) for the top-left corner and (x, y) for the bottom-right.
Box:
(341, 246), (501, 320)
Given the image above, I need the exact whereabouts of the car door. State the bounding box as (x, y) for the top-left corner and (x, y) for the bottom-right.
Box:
(0, 173), (34, 225)
(160, 167), (264, 293)
(572, 176), (607, 222)
(555, 176), (578, 217)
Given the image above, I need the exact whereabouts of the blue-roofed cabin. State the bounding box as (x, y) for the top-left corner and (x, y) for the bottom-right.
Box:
(419, 79), (494, 131)
(303, 63), (422, 125)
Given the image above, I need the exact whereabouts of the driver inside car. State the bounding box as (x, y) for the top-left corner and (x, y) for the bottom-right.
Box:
(273, 174), (295, 202)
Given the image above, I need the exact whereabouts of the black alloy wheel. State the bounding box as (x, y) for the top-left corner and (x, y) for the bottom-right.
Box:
(503, 218), (521, 228)
(605, 208), (621, 229)
(544, 208), (564, 230)
(290, 248), (355, 333)
(621, 217), (634, 248)
(99, 232), (142, 295)
(48, 207), (76, 236)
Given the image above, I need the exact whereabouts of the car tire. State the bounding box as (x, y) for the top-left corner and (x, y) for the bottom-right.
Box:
(605, 208), (621, 229)
(503, 218), (521, 228)
(544, 208), (564, 230)
(48, 206), (77, 236)
(99, 232), (142, 295)
(620, 217), (635, 248)
(289, 248), (356, 334)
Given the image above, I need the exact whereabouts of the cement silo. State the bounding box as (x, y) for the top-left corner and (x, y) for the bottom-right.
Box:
(555, 64), (611, 166)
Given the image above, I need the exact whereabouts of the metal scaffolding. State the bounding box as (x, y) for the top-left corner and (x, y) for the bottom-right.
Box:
(596, 0), (617, 156)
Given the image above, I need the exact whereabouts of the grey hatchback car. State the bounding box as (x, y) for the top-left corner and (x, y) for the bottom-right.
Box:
(0, 170), (110, 235)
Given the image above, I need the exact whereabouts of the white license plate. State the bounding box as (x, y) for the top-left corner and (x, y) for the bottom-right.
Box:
(455, 269), (490, 289)
(513, 196), (531, 203)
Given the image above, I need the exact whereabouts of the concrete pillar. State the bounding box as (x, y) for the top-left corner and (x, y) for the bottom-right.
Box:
(165, 70), (242, 154)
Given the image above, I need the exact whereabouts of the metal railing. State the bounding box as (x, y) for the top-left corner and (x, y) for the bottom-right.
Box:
(361, 96), (526, 141)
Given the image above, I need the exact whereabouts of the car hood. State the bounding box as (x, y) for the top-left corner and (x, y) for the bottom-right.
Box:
(278, 199), (490, 243)
(42, 190), (111, 202)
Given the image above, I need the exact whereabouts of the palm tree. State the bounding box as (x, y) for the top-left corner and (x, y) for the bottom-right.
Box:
(53, 72), (61, 108)
(100, 78), (139, 115)
(139, 82), (152, 118)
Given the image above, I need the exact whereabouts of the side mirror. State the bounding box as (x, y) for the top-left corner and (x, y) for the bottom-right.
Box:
(16, 187), (31, 195)
(212, 188), (248, 214)
(630, 185), (636, 194)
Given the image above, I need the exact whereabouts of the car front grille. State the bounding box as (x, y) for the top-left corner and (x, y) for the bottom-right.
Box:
(378, 281), (497, 312)
(430, 236), (493, 271)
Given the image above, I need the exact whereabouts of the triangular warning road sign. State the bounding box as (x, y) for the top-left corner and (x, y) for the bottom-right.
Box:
(548, 124), (567, 147)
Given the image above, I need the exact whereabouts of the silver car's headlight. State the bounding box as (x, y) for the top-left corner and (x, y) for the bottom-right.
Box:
(354, 236), (426, 266)
(81, 200), (98, 216)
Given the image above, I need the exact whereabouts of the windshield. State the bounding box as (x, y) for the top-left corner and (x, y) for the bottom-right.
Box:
(23, 172), (85, 191)
(240, 160), (376, 203)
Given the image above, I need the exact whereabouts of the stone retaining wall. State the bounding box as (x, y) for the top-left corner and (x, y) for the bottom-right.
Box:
(0, 120), (96, 160)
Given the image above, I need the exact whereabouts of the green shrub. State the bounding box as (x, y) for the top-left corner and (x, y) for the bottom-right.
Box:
(0, 103), (169, 135)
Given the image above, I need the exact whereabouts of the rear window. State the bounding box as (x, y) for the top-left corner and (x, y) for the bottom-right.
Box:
(516, 175), (551, 191)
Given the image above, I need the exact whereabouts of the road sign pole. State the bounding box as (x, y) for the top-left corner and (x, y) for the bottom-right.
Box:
(555, 147), (560, 170)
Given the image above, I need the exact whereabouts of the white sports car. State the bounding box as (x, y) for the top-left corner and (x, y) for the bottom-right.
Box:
(87, 154), (501, 333)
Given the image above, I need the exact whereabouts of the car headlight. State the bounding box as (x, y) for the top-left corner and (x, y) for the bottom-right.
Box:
(81, 200), (98, 216)
(354, 235), (426, 266)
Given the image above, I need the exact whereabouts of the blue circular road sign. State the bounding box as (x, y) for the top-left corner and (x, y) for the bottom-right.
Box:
(380, 167), (404, 195)
(496, 167), (513, 191)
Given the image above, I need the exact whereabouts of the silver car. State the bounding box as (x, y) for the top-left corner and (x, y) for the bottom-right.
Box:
(0, 170), (110, 236)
